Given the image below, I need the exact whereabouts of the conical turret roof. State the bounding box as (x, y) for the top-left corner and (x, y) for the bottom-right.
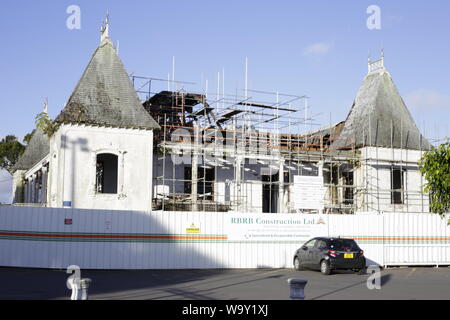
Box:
(333, 58), (430, 151)
(13, 128), (50, 172)
(55, 38), (160, 130)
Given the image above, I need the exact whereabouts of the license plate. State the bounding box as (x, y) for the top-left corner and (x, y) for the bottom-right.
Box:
(344, 253), (354, 259)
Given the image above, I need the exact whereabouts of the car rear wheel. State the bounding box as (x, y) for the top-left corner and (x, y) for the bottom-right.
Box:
(320, 260), (331, 275)
(294, 257), (304, 271)
(356, 268), (367, 275)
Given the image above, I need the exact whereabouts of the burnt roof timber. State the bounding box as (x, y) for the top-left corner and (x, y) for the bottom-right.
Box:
(237, 102), (297, 112)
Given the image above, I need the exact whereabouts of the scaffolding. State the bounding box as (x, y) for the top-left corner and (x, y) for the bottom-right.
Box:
(132, 75), (431, 214)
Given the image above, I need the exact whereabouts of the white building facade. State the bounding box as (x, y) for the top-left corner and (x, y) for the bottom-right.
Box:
(11, 28), (431, 214)
(12, 23), (160, 211)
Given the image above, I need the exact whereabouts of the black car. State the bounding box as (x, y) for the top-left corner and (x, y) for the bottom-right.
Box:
(293, 237), (366, 275)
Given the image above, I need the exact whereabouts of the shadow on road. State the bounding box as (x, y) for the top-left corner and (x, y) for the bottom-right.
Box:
(0, 267), (288, 300)
(310, 273), (392, 300)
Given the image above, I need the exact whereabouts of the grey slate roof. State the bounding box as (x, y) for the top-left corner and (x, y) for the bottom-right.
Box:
(55, 39), (160, 130)
(332, 68), (431, 151)
(13, 129), (50, 172)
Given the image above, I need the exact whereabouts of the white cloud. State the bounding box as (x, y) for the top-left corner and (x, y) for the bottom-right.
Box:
(303, 42), (333, 56)
(0, 169), (13, 204)
(406, 89), (450, 111)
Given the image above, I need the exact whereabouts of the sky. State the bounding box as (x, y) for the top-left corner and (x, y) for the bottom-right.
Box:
(0, 0), (450, 202)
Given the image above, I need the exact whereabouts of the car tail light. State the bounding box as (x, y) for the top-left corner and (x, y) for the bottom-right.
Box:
(359, 250), (364, 257)
(327, 250), (337, 257)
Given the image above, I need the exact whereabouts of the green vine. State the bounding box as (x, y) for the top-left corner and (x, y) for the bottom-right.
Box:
(35, 112), (60, 138)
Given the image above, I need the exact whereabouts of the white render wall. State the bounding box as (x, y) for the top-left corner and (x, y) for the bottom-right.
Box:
(356, 147), (429, 213)
(47, 124), (154, 211)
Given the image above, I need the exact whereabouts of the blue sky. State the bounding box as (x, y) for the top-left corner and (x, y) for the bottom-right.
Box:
(1, 1), (450, 202)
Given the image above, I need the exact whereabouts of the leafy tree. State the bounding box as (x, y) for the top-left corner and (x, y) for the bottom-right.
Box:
(419, 142), (450, 218)
(23, 130), (35, 145)
(0, 135), (26, 173)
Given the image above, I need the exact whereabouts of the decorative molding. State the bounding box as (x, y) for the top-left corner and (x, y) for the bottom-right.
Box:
(368, 56), (385, 74)
(368, 50), (385, 74)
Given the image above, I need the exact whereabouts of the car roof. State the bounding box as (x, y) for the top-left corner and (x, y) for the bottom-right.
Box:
(314, 237), (355, 241)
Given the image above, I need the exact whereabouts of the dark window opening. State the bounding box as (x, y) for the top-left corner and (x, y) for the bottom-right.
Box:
(391, 168), (405, 204)
(262, 173), (279, 213)
(96, 154), (118, 194)
(184, 167), (215, 200)
(342, 171), (354, 205)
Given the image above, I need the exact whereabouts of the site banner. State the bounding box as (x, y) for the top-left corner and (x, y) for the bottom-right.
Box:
(224, 213), (328, 243)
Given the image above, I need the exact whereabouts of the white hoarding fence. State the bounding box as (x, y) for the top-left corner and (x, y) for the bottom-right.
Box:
(0, 206), (448, 270)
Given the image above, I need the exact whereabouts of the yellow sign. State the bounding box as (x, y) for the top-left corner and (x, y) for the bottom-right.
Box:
(186, 224), (201, 234)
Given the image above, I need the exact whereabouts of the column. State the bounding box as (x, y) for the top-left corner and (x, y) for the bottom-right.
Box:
(191, 125), (200, 212)
(24, 179), (29, 204)
(30, 174), (36, 204)
(41, 167), (48, 205)
(278, 158), (285, 213)
(317, 161), (324, 214)
(235, 156), (243, 212)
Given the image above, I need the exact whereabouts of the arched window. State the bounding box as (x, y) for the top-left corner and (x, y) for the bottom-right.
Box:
(96, 153), (118, 194)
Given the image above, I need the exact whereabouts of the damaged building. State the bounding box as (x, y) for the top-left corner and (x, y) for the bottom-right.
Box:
(11, 23), (431, 214)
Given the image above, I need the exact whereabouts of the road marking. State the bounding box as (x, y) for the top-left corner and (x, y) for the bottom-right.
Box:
(406, 268), (416, 278)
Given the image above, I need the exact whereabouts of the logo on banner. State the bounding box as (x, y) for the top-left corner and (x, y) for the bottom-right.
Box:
(316, 218), (326, 225)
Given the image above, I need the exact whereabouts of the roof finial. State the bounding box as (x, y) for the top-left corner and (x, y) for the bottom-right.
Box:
(43, 98), (48, 114)
(368, 49), (386, 74)
(100, 11), (110, 43)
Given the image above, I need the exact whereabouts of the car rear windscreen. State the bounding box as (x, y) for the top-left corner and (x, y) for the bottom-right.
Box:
(329, 239), (359, 251)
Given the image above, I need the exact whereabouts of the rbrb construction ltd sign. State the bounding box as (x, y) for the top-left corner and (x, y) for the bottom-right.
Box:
(224, 214), (328, 242)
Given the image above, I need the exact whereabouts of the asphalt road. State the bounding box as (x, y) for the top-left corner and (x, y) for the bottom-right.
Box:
(0, 266), (449, 300)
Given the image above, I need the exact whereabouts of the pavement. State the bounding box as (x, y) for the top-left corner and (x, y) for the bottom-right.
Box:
(0, 266), (449, 300)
